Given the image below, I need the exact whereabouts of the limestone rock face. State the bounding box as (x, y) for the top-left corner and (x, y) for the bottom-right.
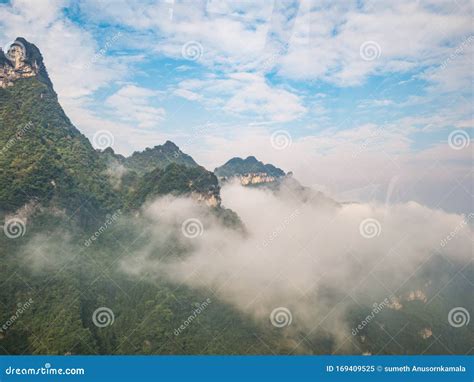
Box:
(0, 38), (51, 89)
(191, 191), (221, 207)
(239, 172), (279, 186)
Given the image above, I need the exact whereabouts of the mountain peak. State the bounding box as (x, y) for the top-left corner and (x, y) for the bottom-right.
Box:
(0, 37), (52, 89)
(126, 141), (198, 174)
(163, 140), (179, 149)
(215, 156), (286, 178)
(245, 156), (258, 163)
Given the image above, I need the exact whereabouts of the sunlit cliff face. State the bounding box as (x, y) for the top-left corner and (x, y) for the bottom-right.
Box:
(1, 41), (38, 88)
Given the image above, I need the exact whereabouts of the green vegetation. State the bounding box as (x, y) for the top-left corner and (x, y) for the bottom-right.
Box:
(0, 77), (120, 220)
(125, 141), (198, 175)
(128, 163), (219, 208)
(0, 213), (284, 355)
(214, 156), (285, 178)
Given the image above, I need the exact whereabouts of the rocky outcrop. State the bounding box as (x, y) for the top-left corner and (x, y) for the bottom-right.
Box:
(215, 156), (287, 186)
(191, 191), (220, 207)
(0, 38), (52, 89)
(236, 172), (280, 186)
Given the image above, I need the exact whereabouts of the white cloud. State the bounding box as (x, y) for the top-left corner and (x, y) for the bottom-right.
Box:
(0, 0), (127, 100)
(121, 185), (472, 345)
(188, 122), (472, 213)
(278, 1), (472, 86)
(76, 0), (473, 92)
(105, 85), (166, 129)
(173, 87), (202, 101)
(175, 72), (307, 122)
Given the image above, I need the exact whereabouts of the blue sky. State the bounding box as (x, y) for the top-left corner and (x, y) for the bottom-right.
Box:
(0, 0), (472, 212)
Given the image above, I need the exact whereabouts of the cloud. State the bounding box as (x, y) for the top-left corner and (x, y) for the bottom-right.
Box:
(120, 181), (472, 350)
(278, 1), (472, 86)
(175, 72), (307, 122)
(105, 85), (166, 129)
(0, 0), (127, 100)
(187, 122), (472, 214)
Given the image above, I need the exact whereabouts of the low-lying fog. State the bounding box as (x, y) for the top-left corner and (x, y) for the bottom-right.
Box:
(120, 179), (472, 345)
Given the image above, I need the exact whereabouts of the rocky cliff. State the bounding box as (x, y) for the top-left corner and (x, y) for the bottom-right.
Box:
(0, 38), (52, 89)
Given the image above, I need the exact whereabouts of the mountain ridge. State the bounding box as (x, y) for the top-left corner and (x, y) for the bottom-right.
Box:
(0, 38), (225, 222)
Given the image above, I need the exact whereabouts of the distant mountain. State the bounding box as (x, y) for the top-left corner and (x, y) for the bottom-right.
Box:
(128, 163), (221, 209)
(125, 140), (198, 174)
(215, 156), (285, 178)
(214, 156), (286, 186)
